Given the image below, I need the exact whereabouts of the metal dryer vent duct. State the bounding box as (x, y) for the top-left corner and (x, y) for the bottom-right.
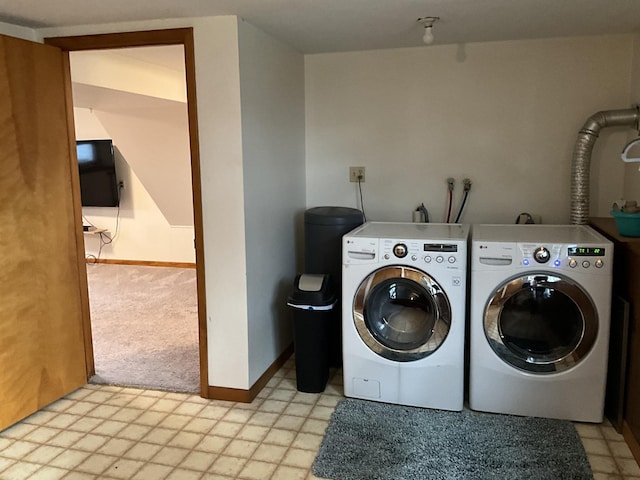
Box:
(570, 105), (640, 225)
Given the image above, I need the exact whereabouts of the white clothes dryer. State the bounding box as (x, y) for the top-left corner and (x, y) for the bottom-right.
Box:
(469, 224), (613, 422)
(342, 222), (469, 411)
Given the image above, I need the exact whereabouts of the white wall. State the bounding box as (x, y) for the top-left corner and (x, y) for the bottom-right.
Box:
(71, 49), (187, 103)
(191, 17), (252, 389)
(624, 33), (640, 201)
(305, 35), (634, 224)
(237, 19), (306, 386)
(75, 106), (196, 263)
(93, 105), (193, 227)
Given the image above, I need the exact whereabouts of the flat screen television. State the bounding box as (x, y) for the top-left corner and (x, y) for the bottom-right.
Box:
(77, 139), (119, 207)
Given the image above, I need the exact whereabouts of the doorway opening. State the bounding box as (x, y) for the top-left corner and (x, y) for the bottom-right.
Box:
(45, 29), (208, 398)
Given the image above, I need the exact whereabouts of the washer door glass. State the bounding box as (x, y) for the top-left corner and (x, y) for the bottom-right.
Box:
(353, 266), (451, 362)
(484, 273), (598, 373)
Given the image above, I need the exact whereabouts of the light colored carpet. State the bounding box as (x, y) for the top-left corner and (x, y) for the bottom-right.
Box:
(86, 263), (199, 393)
(313, 398), (593, 480)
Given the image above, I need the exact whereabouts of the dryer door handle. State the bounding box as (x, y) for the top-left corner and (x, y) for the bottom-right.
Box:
(479, 257), (512, 266)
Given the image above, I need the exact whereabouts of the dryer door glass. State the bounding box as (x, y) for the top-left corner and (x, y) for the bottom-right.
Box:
(353, 266), (451, 362)
(484, 273), (597, 373)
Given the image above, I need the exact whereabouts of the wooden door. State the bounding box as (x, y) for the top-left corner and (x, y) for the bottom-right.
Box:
(0, 34), (88, 430)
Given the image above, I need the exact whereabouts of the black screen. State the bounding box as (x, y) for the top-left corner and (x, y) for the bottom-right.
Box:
(77, 139), (119, 207)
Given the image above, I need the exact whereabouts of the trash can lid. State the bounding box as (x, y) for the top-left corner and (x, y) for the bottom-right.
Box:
(304, 206), (364, 225)
(297, 274), (326, 292)
(287, 273), (337, 308)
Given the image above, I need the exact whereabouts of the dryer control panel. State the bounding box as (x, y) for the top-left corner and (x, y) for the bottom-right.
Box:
(474, 240), (612, 275)
(518, 243), (610, 273)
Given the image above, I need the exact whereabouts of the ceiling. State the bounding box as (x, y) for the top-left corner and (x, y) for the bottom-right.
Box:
(1, 0), (640, 53)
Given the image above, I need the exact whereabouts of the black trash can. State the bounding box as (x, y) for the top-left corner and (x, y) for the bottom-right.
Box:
(304, 206), (364, 367)
(287, 273), (337, 393)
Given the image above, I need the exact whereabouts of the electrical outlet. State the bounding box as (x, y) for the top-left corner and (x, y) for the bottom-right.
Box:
(349, 166), (366, 182)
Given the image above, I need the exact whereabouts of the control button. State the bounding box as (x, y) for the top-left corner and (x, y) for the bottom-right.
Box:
(553, 259), (561, 267)
(522, 258), (530, 266)
(411, 255), (418, 261)
(534, 246), (550, 263)
(595, 259), (604, 268)
(436, 256), (444, 263)
(448, 256), (456, 264)
(424, 256), (432, 263)
(393, 243), (408, 258)
(582, 260), (590, 268)
(383, 254), (390, 260)
(569, 259), (577, 268)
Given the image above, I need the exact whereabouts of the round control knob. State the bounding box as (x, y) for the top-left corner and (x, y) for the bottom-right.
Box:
(569, 259), (577, 268)
(448, 256), (456, 264)
(582, 260), (590, 268)
(411, 255), (418, 261)
(436, 256), (444, 263)
(424, 256), (432, 263)
(595, 259), (604, 268)
(534, 247), (551, 264)
(383, 254), (390, 260)
(393, 243), (408, 258)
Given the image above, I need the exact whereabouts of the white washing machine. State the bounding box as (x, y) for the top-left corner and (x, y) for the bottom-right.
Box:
(342, 222), (469, 411)
(469, 224), (613, 422)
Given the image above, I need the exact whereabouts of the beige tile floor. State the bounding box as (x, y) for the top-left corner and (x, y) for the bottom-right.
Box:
(0, 358), (638, 480)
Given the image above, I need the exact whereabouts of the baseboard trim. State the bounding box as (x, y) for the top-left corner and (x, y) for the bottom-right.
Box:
(85, 258), (196, 268)
(207, 343), (294, 403)
(623, 420), (640, 465)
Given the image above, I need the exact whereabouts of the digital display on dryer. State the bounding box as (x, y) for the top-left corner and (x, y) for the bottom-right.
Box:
(424, 244), (458, 252)
(568, 247), (605, 256)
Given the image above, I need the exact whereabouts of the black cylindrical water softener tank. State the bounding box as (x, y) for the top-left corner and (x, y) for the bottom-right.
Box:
(304, 206), (364, 366)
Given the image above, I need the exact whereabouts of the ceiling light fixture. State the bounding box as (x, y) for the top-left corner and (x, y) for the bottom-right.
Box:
(417, 16), (440, 45)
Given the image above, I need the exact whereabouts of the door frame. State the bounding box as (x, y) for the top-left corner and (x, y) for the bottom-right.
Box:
(45, 29), (209, 398)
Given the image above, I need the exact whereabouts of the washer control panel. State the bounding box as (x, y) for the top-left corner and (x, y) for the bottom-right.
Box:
(343, 236), (466, 268)
(381, 239), (464, 269)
